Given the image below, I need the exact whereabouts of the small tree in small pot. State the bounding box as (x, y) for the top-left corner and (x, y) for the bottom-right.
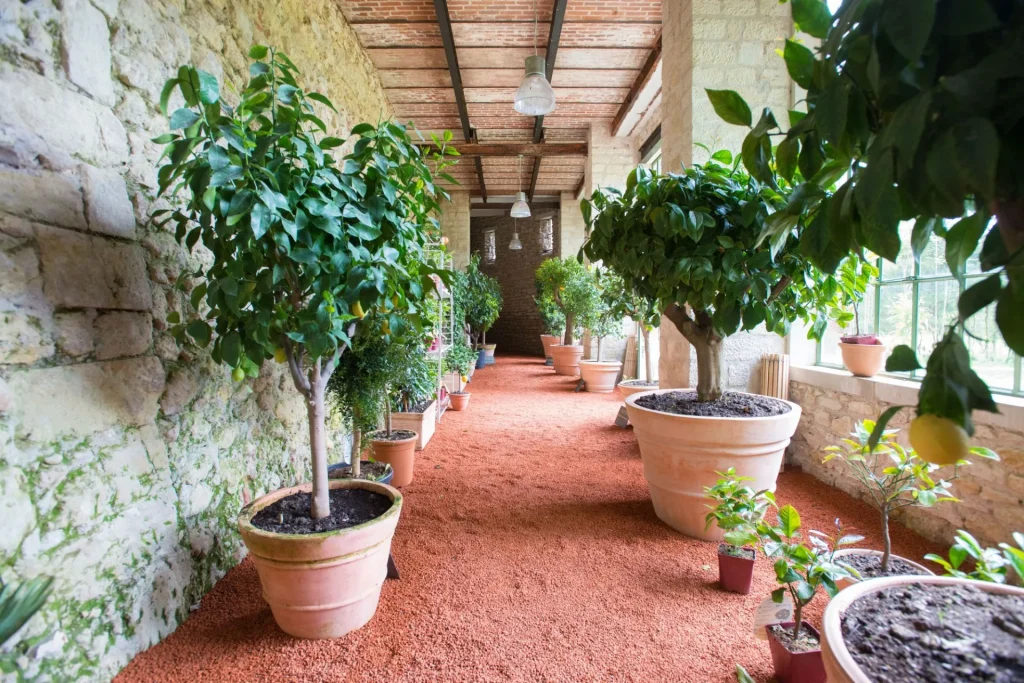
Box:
(598, 269), (661, 394)
(463, 254), (502, 365)
(535, 257), (599, 376)
(388, 345), (438, 451)
(823, 420), (999, 585)
(577, 292), (624, 393)
(153, 48), (455, 638)
(703, 468), (775, 594)
(758, 507), (860, 683)
(535, 292), (565, 365)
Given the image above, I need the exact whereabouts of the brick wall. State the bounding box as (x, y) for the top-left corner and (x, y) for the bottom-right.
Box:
(470, 212), (559, 356)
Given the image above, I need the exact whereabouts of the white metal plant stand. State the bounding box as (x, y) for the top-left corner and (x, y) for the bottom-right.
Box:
(425, 242), (454, 422)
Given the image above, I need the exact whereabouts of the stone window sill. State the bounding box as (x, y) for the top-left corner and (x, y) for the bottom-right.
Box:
(790, 364), (1024, 432)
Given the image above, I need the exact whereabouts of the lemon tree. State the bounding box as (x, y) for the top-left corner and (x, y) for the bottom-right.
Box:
(153, 47), (457, 519)
(535, 257), (600, 346)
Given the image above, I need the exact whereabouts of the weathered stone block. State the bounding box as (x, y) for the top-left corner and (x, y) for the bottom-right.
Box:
(62, 0), (115, 105)
(37, 225), (151, 310)
(0, 311), (54, 365)
(80, 164), (136, 238)
(160, 367), (199, 416)
(94, 311), (152, 359)
(0, 167), (86, 229)
(54, 310), (96, 357)
(7, 356), (165, 440)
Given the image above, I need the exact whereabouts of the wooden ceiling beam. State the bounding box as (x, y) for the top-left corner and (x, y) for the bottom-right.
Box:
(433, 0), (487, 201)
(419, 142), (587, 156)
(611, 34), (662, 136)
(529, 0), (569, 201)
(469, 201), (560, 210)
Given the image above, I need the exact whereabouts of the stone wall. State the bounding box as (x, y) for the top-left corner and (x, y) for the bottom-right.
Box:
(439, 191), (470, 271)
(0, 1), (390, 679)
(586, 121), (638, 196)
(559, 191), (586, 258)
(470, 213), (559, 356)
(788, 370), (1024, 550)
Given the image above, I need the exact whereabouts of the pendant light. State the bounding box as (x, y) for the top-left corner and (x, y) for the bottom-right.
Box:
(510, 154), (531, 218)
(509, 217), (523, 250)
(514, 0), (556, 116)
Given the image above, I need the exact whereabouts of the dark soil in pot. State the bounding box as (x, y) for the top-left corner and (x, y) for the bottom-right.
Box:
(718, 543), (755, 560)
(841, 553), (924, 579)
(620, 379), (658, 387)
(635, 391), (791, 418)
(842, 583), (1024, 682)
(768, 623), (822, 653)
(371, 429), (416, 442)
(398, 399), (433, 414)
(250, 488), (392, 534)
(328, 460), (390, 482)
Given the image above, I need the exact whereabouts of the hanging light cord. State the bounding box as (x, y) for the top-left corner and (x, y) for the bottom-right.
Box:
(533, 0), (538, 56)
(518, 154), (522, 193)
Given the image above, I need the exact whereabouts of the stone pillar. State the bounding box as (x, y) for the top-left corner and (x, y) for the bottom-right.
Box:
(586, 120), (638, 196)
(439, 191), (470, 270)
(559, 191), (586, 258)
(658, 0), (793, 390)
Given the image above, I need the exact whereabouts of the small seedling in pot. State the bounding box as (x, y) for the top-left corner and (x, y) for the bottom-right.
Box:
(704, 468), (775, 554)
(925, 530), (1024, 584)
(823, 419), (998, 574)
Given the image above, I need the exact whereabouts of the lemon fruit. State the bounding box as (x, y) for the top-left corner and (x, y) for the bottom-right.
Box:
(909, 414), (969, 466)
(351, 301), (365, 319)
(231, 367), (245, 382)
(274, 347), (287, 364)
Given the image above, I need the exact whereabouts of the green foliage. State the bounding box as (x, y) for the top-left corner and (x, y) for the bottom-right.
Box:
(707, 1), (1022, 430)
(535, 257), (600, 344)
(535, 293), (565, 337)
(327, 326), (395, 434)
(443, 338), (477, 376)
(0, 576), (53, 647)
(925, 530), (1024, 584)
(757, 511), (861, 638)
(153, 48), (457, 376)
(462, 254), (502, 342)
(597, 268), (660, 333)
(703, 468), (775, 551)
(390, 348), (436, 412)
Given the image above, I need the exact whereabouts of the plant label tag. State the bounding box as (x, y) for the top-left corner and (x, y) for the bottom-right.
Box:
(615, 406), (630, 428)
(753, 594), (793, 640)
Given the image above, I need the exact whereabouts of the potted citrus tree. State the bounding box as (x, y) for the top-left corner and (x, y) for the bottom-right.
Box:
(463, 254), (502, 368)
(534, 257), (600, 376)
(388, 347), (438, 451)
(582, 156), (868, 539)
(578, 290), (623, 393)
(154, 48), (455, 638)
(703, 468), (774, 594)
(598, 269), (661, 396)
(536, 292), (565, 365)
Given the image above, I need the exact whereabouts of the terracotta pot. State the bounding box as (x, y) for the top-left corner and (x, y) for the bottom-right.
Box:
(390, 400), (436, 451)
(838, 342), (887, 378)
(717, 545), (755, 594)
(821, 575), (1024, 683)
(371, 431), (418, 487)
(767, 621), (826, 683)
(624, 389), (801, 540)
(550, 344), (584, 376)
(832, 548), (933, 591)
(483, 343), (497, 365)
(237, 478), (402, 639)
(540, 334), (561, 361)
(839, 334), (878, 345)
(449, 392), (470, 411)
(579, 360), (622, 393)
(617, 380), (658, 398)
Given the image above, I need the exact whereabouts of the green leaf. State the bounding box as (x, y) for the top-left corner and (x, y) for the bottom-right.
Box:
(0, 576), (54, 645)
(996, 283), (1024, 355)
(248, 45), (269, 59)
(159, 79), (178, 116)
(197, 70), (219, 105)
(944, 212), (986, 276)
(742, 132), (774, 187)
(881, 0), (936, 64)
(783, 40), (815, 90)
(711, 149), (733, 165)
(958, 274), (1001, 322)
(854, 150), (900, 261)
(210, 166), (243, 187)
(186, 320), (211, 348)
(306, 92), (337, 112)
(706, 89), (753, 127)
(169, 108), (200, 130)
(776, 137), (799, 183)
(911, 217), (936, 265)
(221, 331), (241, 367)
(735, 665), (756, 683)
(151, 133), (176, 144)
(886, 345), (922, 372)
(868, 406), (905, 451)
(817, 78), (848, 147)
(791, 0), (831, 38)
(777, 504), (801, 538)
(351, 122), (375, 136)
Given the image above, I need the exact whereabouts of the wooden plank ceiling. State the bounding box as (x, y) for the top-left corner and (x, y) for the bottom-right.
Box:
(338, 0), (662, 200)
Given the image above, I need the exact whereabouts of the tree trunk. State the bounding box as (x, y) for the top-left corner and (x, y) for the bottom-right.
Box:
(690, 335), (723, 401)
(350, 427), (361, 479)
(307, 383), (330, 519)
(384, 391), (393, 437)
(642, 326), (652, 381)
(563, 312), (575, 346)
(792, 600), (804, 641)
(482, 329), (486, 345)
(880, 508), (891, 572)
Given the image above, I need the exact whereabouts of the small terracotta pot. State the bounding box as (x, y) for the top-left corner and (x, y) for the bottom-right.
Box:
(578, 360), (622, 393)
(237, 478), (402, 639)
(618, 381), (658, 398)
(838, 342), (887, 377)
(371, 430), (418, 487)
(767, 621), (826, 683)
(717, 545), (755, 594)
(550, 344), (584, 376)
(821, 576), (1024, 683)
(832, 548), (933, 591)
(540, 334), (561, 361)
(449, 392), (470, 411)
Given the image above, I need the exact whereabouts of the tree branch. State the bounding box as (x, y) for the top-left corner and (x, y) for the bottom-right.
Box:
(768, 276), (793, 303)
(283, 336), (311, 398)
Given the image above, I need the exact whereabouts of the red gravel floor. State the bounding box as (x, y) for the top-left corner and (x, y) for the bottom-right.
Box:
(117, 355), (942, 683)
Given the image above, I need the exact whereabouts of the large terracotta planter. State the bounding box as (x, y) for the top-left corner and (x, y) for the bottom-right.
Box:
(624, 389), (801, 540)
(838, 342), (887, 378)
(767, 622), (826, 683)
(371, 430), (418, 487)
(822, 575), (1024, 683)
(237, 478), (402, 639)
(540, 334), (561, 362)
(550, 344), (584, 376)
(617, 380), (658, 398)
(390, 399), (436, 451)
(832, 548), (933, 591)
(579, 360), (622, 393)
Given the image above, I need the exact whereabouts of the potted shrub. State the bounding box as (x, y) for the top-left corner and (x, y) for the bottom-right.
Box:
(536, 293), (565, 366)
(578, 291), (624, 393)
(535, 257), (600, 376)
(389, 349), (437, 451)
(154, 49), (455, 637)
(757, 507), (860, 683)
(599, 270), (661, 397)
(371, 385), (418, 488)
(837, 299), (886, 377)
(823, 419), (999, 588)
(583, 156), (867, 539)
(443, 339), (475, 392)
(703, 468), (774, 594)
(463, 254), (502, 366)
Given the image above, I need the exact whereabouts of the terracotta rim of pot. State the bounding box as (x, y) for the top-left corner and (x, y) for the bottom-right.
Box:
(370, 430), (417, 446)
(579, 360), (622, 366)
(618, 380), (658, 398)
(821, 575), (1024, 683)
(624, 388), (800, 424)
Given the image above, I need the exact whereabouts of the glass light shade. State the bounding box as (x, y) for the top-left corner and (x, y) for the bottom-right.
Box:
(514, 55), (556, 116)
(509, 232), (523, 250)
(510, 191), (531, 218)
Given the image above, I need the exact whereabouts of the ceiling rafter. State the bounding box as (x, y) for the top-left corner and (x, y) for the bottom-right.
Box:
(611, 34), (662, 136)
(528, 0), (569, 201)
(418, 142), (587, 156)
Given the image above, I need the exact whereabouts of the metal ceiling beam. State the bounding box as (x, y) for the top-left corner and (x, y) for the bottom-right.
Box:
(528, 0), (568, 201)
(433, 0), (487, 201)
(611, 34), (662, 136)
(418, 142), (588, 156)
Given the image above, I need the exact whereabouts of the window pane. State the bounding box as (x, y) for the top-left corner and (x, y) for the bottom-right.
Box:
(918, 228), (952, 279)
(916, 279), (959, 363)
(877, 283), (914, 369)
(963, 280), (1015, 390)
(880, 223), (916, 281)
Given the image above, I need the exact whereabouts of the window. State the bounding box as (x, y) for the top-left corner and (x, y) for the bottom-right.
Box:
(817, 221), (1021, 395)
(483, 229), (496, 264)
(539, 217), (553, 254)
(640, 126), (662, 173)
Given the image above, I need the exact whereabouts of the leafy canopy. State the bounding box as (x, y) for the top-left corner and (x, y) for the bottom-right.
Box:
(534, 257), (600, 326)
(462, 254), (502, 338)
(703, 468), (775, 551)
